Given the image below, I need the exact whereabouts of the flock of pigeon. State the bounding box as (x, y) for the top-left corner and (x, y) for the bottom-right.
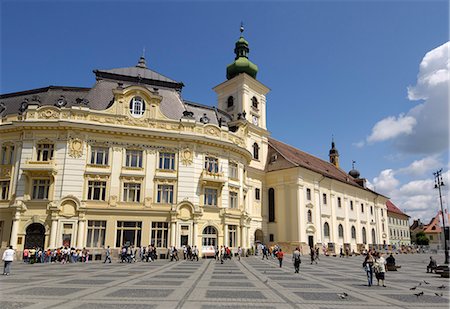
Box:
(409, 281), (446, 298)
(337, 282), (446, 300)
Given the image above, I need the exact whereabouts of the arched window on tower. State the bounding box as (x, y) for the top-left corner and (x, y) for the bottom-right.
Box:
(307, 210), (312, 223)
(227, 96), (234, 108)
(251, 96), (258, 109)
(268, 188), (275, 222)
(324, 222), (330, 237)
(253, 143), (259, 160)
(338, 224), (344, 238)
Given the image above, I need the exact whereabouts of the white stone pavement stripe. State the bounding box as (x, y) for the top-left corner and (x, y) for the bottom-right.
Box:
(175, 259), (211, 309)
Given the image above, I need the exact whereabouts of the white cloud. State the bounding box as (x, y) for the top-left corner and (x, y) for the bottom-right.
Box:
(397, 155), (442, 176)
(363, 42), (449, 153)
(352, 140), (365, 148)
(371, 168), (449, 223)
(366, 114), (417, 143)
(372, 169), (399, 193)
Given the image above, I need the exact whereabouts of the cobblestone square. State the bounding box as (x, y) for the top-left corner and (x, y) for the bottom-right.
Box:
(0, 254), (448, 308)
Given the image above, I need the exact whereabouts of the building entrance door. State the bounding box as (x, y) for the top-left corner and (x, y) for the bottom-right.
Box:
(308, 235), (314, 248)
(180, 225), (190, 246)
(25, 223), (45, 249)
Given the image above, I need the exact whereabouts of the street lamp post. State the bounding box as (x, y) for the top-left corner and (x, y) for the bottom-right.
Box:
(434, 169), (448, 265)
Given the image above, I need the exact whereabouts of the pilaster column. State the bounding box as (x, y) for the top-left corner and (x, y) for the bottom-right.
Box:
(49, 219), (58, 248)
(224, 224), (228, 247)
(170, 222), (176, 247)
(240, 225), (243, 247)
(10, 212), (20, 248)
(193, 221), (198, 247)
(77, 220), (86, 248)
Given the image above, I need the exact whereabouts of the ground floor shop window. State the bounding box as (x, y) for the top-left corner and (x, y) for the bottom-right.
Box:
(151, 222), (168, 248)
(116, 221), (142, 247)
(86, 220), (106, 248)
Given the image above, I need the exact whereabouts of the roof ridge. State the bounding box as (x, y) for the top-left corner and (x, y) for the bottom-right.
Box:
(0, 86), (90, 98)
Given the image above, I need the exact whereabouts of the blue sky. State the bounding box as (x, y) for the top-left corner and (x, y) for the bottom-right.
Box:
(1, 1), (448, 222)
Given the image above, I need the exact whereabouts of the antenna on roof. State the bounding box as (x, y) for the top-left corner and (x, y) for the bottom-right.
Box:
(137, 48), (147, 69)
(240, 21), (244, 36)
(142, 47), (146, 58)
(352, 160), (356, 169)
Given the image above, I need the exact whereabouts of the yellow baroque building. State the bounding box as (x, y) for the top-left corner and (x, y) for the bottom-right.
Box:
(0, 31), (389, 258)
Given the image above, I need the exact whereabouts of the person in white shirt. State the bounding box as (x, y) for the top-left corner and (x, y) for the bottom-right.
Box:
(3, 246), (16, 275)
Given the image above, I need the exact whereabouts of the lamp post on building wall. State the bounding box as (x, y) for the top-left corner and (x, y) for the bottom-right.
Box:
(434, 169), (448, 265)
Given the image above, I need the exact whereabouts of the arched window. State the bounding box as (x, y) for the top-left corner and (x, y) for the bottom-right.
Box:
(129, 96), (145, 117)
(253, 143), (259, 160)
(251, 96), (258, 109)
(324, 222), (330, 237)
(371, 228), (376, 244)
(268, 188), (275, 222)
(351, 226), (356, 239)
(227, 96), (234, 108)
(202, 226), (218, 247)
(307, 210), (312, 223)
(338, 224), (344, 238)
(362, 227), (367, 244)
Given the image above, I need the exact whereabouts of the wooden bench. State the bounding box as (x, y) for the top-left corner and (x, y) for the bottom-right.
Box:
(387, 264), (401, 271)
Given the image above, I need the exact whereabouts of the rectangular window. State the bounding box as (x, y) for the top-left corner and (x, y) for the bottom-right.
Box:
(86, 220), (106, 248)
(158, 152), (175, 170)
(350, 200), (354, 211)
(36, 143), (54, 161)
(229, 191), (238, 209)
(337, 197), (342, 208)
(87, 181), (106, 201)
(229, 162), (238, 179)
(0, 146), (6, 165)
(370, 206), (373, 215)
(151, 222), (168, 248)
(125, 150), (143, 168)
(116, 221), (142, 247)
(306, 188), (311, 201)
(269, 234), (274, 242)
(204, 188), (218, 206)
(361, 203), (364, 213)
(157, 184), (173, 204)
(228, 225), (237, 247)
(204, 157), (219, 173)
(90, 147), (109, 165)
(0, 181), (9, 200)
(1, 145), (14, 165)
(32, 179), (50, 199)
(123, 183), (141, 202)
(381, 209), (384, 217)
(322, 193), (327, 205)
(255, 188), (260, 201)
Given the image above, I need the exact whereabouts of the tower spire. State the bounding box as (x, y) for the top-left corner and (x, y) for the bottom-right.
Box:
(226, 23), (259, 80)
(329, 136), (340, 168)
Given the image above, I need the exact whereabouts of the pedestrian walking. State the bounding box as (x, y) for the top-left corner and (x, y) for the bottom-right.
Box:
(292, 247), (301, 273)
(220, 245), (225, 264)
(2, 246), (16, 275)
(276, 248), (284, 268)
(237, 246), (242, 261)
(104, 246), (112, 263)
(192, 245), (199, 261)
(310, 247), (316, 264)
(363, 252), (374, 286)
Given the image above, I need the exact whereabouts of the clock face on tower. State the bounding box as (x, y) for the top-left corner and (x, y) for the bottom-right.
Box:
(252, 115), (259, 126)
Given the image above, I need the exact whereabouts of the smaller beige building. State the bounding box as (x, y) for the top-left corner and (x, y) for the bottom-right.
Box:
(386, 200), (410, 247)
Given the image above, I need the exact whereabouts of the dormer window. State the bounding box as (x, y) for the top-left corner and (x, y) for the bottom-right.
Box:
(129, 97), (145, 118)
(227, 96), (234, 108)
(251, 96), (258, 109)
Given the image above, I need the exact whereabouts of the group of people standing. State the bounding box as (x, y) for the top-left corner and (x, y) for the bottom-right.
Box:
(23, 247), (90, 264)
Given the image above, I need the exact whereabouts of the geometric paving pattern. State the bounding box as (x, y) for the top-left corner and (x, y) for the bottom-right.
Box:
(0, 253), (448, 308)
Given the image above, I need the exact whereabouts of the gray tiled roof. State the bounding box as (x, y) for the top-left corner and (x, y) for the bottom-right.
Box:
(96, 66), (178, 84)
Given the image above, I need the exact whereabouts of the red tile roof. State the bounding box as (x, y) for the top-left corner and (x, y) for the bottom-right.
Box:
(268, 137), (387, 197)
(386, 200), (409, 217)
